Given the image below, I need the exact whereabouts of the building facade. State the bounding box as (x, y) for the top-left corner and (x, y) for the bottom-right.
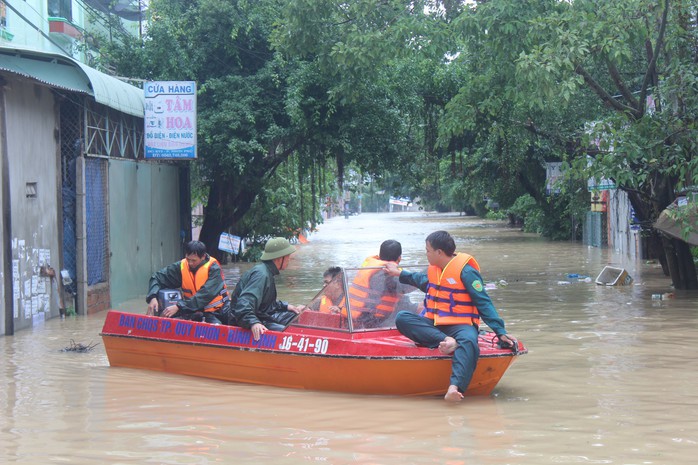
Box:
(1, 2), (189, 336)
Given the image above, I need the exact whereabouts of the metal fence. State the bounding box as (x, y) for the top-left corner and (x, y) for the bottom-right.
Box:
(60, 98), (144, 291)
(85, 158), (108, 285)
(60, 99), (81, 295)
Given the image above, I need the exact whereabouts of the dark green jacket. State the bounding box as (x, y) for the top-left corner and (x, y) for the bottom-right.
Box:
(229, 261), (290, 329)
(146, 254), (226, 313)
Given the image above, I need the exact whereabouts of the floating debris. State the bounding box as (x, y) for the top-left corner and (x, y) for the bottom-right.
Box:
(62, 339), (99, 353)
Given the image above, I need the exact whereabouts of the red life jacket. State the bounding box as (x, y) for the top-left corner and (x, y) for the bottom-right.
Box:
(180, 256), (229, 312)
(423, 253), (480, 326)
(347, 256), (400, 319)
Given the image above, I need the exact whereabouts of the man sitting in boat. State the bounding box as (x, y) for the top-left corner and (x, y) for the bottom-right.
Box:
(348, 240), (418, 329)
(385, 230), (516, 402)
(309, 267), (346, 314)
(224, 237), (308, 341)
(145, 240), (230, 324)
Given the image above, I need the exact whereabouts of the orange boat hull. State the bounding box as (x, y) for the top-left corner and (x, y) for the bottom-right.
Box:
(101, 311), (524, 397)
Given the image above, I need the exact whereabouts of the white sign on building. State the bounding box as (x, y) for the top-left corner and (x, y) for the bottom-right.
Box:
(144, 81), (197, 159)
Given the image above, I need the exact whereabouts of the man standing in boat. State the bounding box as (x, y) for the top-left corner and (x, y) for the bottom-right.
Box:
(224, 237), (307, 340)
(384, 230), (515, 402)
(146, 240), (230, 324)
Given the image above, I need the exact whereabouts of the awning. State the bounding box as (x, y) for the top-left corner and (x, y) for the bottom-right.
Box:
(0, 45), (143, 117)
(654, 202), (698, 246)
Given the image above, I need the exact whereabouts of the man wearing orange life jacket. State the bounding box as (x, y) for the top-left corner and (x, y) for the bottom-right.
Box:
(309, 267), (346, 314)
(146, 240), (229, 324)
(385, 231), (516, 403)
(348, 240), (416, 329)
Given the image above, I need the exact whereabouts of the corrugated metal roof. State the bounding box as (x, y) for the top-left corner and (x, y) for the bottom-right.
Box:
(74, 61), (143, 117)
(0, 51), (93, 94)
(0, 46), (143, 117)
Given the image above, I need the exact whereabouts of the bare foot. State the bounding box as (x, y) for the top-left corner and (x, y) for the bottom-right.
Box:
(444, 385), (464, 402)
(438, 336), (457, 355)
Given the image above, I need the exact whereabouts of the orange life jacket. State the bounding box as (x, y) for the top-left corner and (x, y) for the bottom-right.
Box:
(347, 256), (400, 319)
(180, 256), (229, 312)
(318, 295), (347, 313)
(423, 253), (480, 326)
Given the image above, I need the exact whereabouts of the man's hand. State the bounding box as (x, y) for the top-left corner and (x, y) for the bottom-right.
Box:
(161, 305), (179, 318)
(384, 262), (401, 277)
(498, 334), (516, 348)
(287, 304), (308, 315)
(251, 322), (268, 341)
(146, 298), (159, 316)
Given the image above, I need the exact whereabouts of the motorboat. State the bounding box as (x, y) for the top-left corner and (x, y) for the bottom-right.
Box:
(100, 266), (526, 397)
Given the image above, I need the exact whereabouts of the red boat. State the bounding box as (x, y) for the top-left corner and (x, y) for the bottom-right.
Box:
(101, 267), (526, 397)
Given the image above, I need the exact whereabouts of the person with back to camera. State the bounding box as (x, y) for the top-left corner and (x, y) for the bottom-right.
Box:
(225, 237), (308, 341)
(384, 230), (515, 402)
(146, 240), (229, 324)
(348, 239), (417, 328)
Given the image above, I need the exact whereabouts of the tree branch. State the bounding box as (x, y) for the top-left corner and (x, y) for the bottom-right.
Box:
(575, 64), (642, 118)
(605, 56), (640, 109)
(520, 118), (603, 158)
(639, 0), (670, 113)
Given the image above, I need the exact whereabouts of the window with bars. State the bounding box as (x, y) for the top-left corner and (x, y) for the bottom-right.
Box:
(85, 101), (144, 159)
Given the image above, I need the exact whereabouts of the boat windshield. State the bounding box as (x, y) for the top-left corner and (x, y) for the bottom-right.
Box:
(291, 266), (426, 332)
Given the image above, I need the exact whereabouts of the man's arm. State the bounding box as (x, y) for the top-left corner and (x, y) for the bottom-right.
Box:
(231, 268), (269, 329)
(398, 270), (429, 292)
(383, 262), (429, 291)
(461, 264), (506, 336)
(145, 262), (182, 315)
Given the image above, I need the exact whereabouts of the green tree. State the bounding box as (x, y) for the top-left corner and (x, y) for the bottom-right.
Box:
(103, 0), (426, 258)
(432, 0), (593, 238)
(517, 0), (698, 289)
(102, 0), (304, 257)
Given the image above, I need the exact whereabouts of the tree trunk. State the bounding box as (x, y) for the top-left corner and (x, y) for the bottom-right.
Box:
(626, 187), (698, 290)
(662, 236), (698, 290)
(199, 179), (232, 262)
(196, 141), (301, 261)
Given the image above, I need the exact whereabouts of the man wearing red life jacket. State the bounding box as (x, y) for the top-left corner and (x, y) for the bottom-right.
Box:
(146, 240), (230, 324)
(385, 230), (515, 402)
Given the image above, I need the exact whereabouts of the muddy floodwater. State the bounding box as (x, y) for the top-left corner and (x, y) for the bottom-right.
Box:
(2, 212), (697, 464)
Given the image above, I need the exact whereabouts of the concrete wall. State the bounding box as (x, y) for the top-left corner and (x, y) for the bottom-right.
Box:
(0, 78), (62, 333)
(607, 189), (641, 260)
(109, 160), (182, 309)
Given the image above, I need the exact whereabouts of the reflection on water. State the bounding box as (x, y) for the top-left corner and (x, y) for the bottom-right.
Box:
(2, 212), (698, 464)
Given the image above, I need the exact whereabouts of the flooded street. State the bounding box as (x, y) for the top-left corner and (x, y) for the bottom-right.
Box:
(2, 211), (698, 464)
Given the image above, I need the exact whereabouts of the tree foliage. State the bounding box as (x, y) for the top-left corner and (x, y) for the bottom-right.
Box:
(100, 0), (697, 288)
(101, 0), (424, 259)
(516, 0), (698, 288)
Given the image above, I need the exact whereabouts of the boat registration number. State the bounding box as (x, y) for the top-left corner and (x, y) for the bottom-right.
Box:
(279, 336), (329, 354)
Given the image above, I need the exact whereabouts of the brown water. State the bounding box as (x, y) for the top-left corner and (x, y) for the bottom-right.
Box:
(2, 212), (698, 464)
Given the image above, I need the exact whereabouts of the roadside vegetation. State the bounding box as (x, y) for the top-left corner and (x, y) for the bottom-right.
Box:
(100, 0), (698, 289)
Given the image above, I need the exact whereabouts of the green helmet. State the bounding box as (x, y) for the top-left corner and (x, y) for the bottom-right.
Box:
(260, 237), (296, 261)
